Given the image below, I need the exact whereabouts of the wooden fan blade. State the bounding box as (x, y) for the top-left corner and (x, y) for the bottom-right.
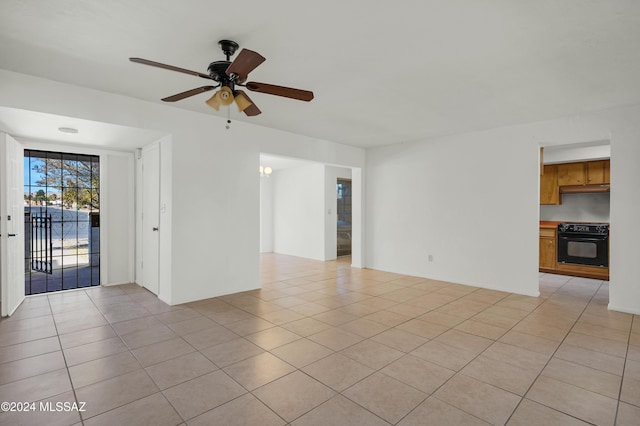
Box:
(245, 82), (314, 102)
(235, 90), (262, 116)
(130, 57), (213, 80)
(226, 49), (266, 82)
(244, 104), (262, 116)
(161, 86), (217, 102)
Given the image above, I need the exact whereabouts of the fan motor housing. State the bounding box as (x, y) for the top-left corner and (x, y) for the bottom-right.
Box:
(207, 61), (231, 81)
(208, 61), (241, 88)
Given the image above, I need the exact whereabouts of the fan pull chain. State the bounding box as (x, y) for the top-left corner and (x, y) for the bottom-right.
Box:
(226, 106), (231, 130)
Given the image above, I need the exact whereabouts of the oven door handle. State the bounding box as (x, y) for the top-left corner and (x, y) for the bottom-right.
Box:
(558, 235), (607, 242)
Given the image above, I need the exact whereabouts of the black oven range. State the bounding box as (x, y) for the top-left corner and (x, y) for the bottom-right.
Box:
(557, 223), (609, 267)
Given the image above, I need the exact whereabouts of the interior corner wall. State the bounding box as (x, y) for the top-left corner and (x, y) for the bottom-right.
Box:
(608, 125), (640, 314)
(102, 153), (135, 285)
(350, 167), (364, 268)
(272, 164), (326, 260)
(1, 70), (368, 306)
(366, 104), (640, 313)
(366, 133), (541, 296)
(135, 147), (143, 288)
(0, 70), (368, 306)
(158, 136), (173, 303)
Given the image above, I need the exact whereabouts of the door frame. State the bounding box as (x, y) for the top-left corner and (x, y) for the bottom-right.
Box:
(336, 178), (353, 257)
(1, 133), (26, 316)
(140, 142), (161, 295)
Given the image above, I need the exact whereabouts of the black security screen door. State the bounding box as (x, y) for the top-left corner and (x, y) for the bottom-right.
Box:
(24, 150), (100, 294)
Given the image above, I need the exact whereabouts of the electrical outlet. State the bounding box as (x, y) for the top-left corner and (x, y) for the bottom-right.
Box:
(428, 254), (434, 262)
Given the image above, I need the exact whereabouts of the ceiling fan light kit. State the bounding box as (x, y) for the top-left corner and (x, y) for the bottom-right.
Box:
(205, 92), (222, 111)
(130, 39), (313, 120)
(233, 91), (252, 112)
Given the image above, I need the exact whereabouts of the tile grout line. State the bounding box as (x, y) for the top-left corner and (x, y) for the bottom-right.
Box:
(248, 267), (634, 423)
(5, 262), (633, 425)
(503, 277), (613, 425)
(612, 313), (635, 426)
(46, 289), (87, 426)
(257, 272), (567, 425)
(284, 278), (525, 425)
(107, 292), (193, 425)
(62, 286), (168, 424)
(392, 274), (594, 425)
(387, 286), (539, 425)
(213, 273), (448, 425)
(58, 272), (464, 420)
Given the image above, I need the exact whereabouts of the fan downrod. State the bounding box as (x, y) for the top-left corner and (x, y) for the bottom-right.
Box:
(208, 40), (241, 84)
(218, 40), (239, 60)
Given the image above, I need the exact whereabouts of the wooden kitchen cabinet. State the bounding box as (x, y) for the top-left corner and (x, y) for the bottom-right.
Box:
(556, 159), (610, 186)
(557, 162), (585, 185)
(542, 160), (610, 205)
(540, 165), (560, 205)
(539, 228), (557, 271)
(586, 160), (610, 184)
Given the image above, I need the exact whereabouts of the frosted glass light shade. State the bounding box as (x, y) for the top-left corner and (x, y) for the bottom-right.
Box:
(218, 87), (234, 106)
(205, 92), (221, 110)
(234, 91), (252, 112)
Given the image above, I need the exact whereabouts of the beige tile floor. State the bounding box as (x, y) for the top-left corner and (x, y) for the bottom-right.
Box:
(0, 253), (638, 425)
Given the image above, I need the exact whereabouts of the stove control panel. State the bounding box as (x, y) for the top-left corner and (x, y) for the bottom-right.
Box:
(558, 223), (609, 235)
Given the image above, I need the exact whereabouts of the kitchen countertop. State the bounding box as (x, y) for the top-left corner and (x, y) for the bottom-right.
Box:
(540, 221), (561, 229)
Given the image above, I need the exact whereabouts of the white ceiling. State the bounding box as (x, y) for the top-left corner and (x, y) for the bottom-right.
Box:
(0, 107), (166, 150)
(1, 1), (640, 149)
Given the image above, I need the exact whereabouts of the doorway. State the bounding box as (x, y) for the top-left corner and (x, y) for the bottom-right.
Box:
(23, 150), (100, 294)
(1, 133), (25, 316)
(538, 142), (611, 290)
(337, 179), (352, 257)
(258, 153), (363, 266)
(140, 143), (160, 295)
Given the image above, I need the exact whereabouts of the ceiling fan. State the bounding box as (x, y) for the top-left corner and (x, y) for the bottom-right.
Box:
(130, 40), (314, 117)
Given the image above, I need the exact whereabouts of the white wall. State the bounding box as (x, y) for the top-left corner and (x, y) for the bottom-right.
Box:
(367, 133), (540, 296)
(264, 164), (354, 261)
(102, 153), (136, 285)
(367, 105), (640, 313)
(608, 121), (640, 314)
(0, 69), (366, 304)
(4, 69), (639, 314)
(272, 164), (326, 260)
(351, 167), (364, 268)
(259, 176), (274, 253)
(158, 136), (173, 302)
(540, 193), (610, 222)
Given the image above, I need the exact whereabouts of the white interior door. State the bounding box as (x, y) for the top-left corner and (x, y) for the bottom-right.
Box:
(141, 143), (160, 295)
(1, 133), (25, 316)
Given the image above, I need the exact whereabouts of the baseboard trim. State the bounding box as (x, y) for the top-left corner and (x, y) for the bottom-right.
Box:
(608, 303), (640, 315)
